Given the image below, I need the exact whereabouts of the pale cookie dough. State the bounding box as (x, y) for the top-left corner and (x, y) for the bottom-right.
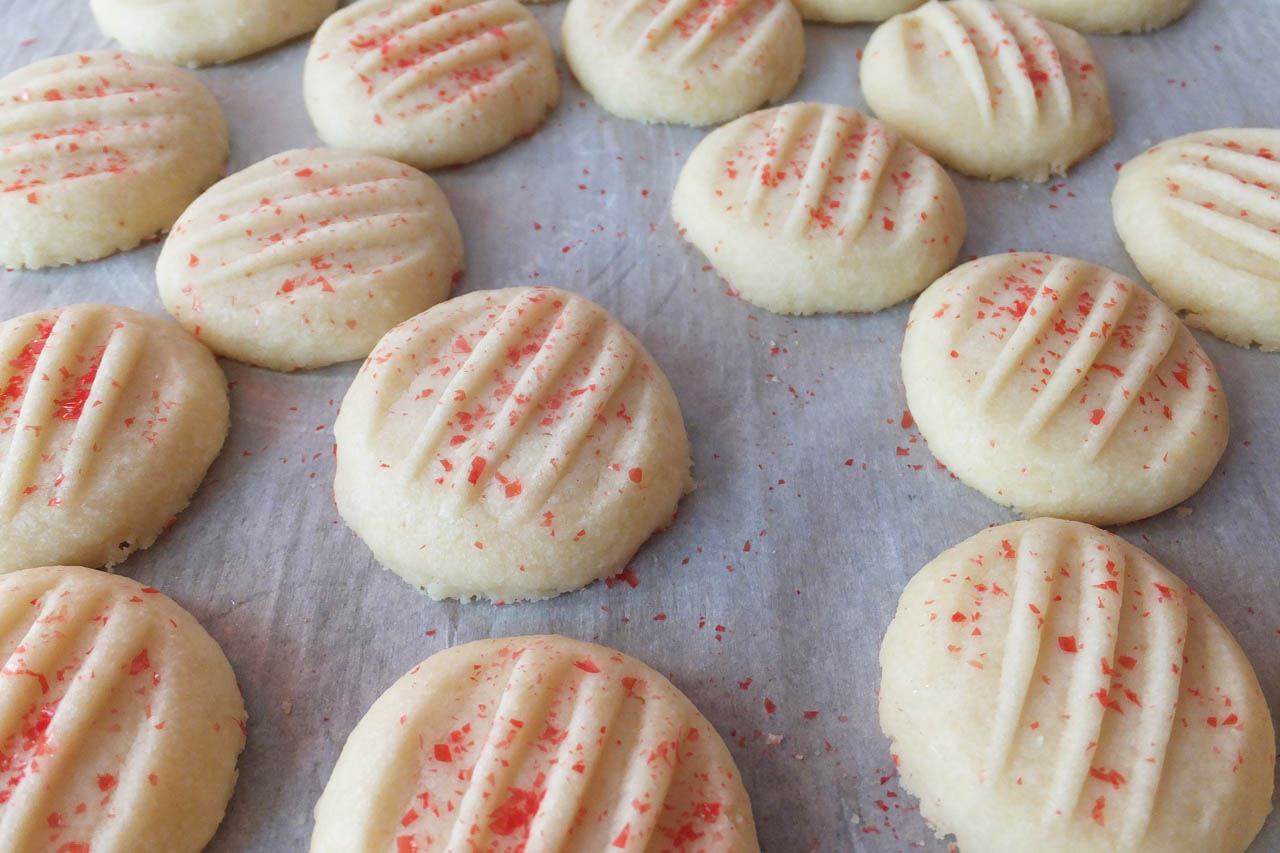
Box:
(561, 0), (804, 126)
(672, 102), (965, 315)
(860, 0), (1112, 182)
(880, 519), (1275, 853)
(156, 148), (465, 371)
(0, 566), (247, 853)
(901, 253), (1228, 525)
(1011, 0), (1195, 33)
(795, 0), (924, 24)
(334, 286), (694, 601)
(312, 634), (760, 852)
(90, 0), (337, 67)
(0, 304), (229, 573)
(0, 51), (228, 269)
(1113, 129), (1280, 352)
(304, 0), (559, 171)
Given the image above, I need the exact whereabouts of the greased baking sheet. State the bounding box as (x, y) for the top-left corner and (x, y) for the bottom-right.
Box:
(1, 0), (1277, 849)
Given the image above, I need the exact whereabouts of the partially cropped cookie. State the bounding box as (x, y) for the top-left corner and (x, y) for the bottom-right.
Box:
(561, 0), (804, 126)
(672, 102), (965, 315)
(157, 148), (465, 371)
(0, 566), (247, 852)
(1114, 129), (1280, 352)
(795, 0), (923, 24)
(313, 635), (759, 851)
(1012, 0), (1194, 33)
(0, 51), (228, 269)
(304, 0), (559, 171)
(860, 0), (1112, 182)
(902, 253), (1228, 525)
(335, 287), (693, 601)
(0, 304), (228, 573)
(91, 0), (337, 66)
(880, 519), (1275, 852)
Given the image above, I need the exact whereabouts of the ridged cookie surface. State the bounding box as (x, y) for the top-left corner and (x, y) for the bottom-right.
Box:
(0, 51), (228, 268)
(901, 253), (1228, 525)
(1114, 129), (1280, 351)
(157, 147), (465, 371)
(880, 519), (1275, 852)
(312, 635), (759, 852)
(793, 0), (924, 24)
(304, 0), (559, 170)
(561, 0), (804, 125)
(673, 102), (964, 314)
(0, 566), (246, 853)
(0, 304), (228, 573)
(860, 0), (1111, 181)
(334, 286), (693, 601)
(90, 0), (337, 66)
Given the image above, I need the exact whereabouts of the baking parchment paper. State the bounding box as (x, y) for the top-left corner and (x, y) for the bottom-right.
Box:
(1, 0), (1277, 849)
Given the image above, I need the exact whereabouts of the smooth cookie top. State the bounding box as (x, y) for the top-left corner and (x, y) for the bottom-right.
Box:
(902, 253), (1228, 525)
(1011, 0), (1195, 33)
(880, 518), (1275, 853)
(313, 634), (759, 852)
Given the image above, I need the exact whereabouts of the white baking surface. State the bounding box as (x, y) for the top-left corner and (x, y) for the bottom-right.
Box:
(1, 0), (1277, 849)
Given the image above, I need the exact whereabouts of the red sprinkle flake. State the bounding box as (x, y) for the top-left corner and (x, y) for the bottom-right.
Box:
(467, 456), (486, 485)
(574, 658), (601, 674)
(188, 253), (199, 267)
(128, 648), (151, 675)
(628, 466), (643, 483)
(47, 812), (66, 828)
(1089, 767), (1126, 789)
(488, 776), (546, 836)
(652, 613), (667, 621)
(612, 823), (631, 848)
(802, 710), (819, 720)
(951, 611), (968, 623)
(1000, 539), (1016, 559)
(900, 410), (914, 429)
(25, 191), (38, 204)
(294, 168), (314, 178)
(504, 480), (522, 498)
(949, 349), (959, 359)
(433, 743), (452, 762)
(1089, 409), (1105, 425)
(148, 773), (158, 786)
(396, 837), (418, 853)
(1091, 796), (1106, 826)
(882, 216), (896, 231)
(1117, 655), (1137, 670)
(97, 773), (117, 791)
(1058, 636), (1078, 653)
(764, 698), (777, 714)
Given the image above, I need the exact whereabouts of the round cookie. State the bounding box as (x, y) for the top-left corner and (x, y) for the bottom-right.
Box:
(561, 0), (804, 126)
(794, 0), (924, 24)
(156, 148), (465, 371)
(334, 286), (694, 601)
(0, 566), (247, 852)
(312, 634), (759, 852)
(1011, 0), (1194, 33)
(304, 0), (559, 171)
(0, 304), (229, 574)
(1113, 129), (1280, 352)
(860, 0), (1112, 182)
(901, 252), (1228, 525)
(90, 0), (338, 67)
(672, 102), (965, 315)
(0, 50), (229, 269)
(880, 518), (1275, 853)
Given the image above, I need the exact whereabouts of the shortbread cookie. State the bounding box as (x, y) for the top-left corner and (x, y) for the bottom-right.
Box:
(672, 102), (965, 315)
(860, 0), (1112, 182)
(304, 0), (559, 171)
(1011, 0), (1194, 33)
(0, 51), (228, 269)
(561, 0), (804, 126)
(334, 287), (694, 601)
(156, 148), (465, 371)
(0, 304), (228, 573)
(1114, 129), (1280, 352)
(313, 635), (759, 852)
(794, 0), (923, 24)
(0, 565), (247, 852)
(91, 0), (337, 66)
(901, 253), (1228, 525)
(880, 519), (1275, 853)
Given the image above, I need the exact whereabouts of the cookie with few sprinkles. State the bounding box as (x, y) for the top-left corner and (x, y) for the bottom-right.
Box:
(561, 0), (804, 126)
(0, 304), (229, 574)
(860, 0), (1112, 182)
(90, 0), (338, 67)
(1113, 128), (1280, 352)
(901, 252), (1228, 525)
(879, 518), (1275, 852)
(303, 0), (559, 171)
(312, 634), (760, 852)
(792, 0), (924, 24)
(333, 286), (694, 601)
(672, 102), (965, 315)
(1012, 0), (1195, 33)
(0, 566), (247, 852)
(156, 147), (465, 371)
(0, 50), (228, 269)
